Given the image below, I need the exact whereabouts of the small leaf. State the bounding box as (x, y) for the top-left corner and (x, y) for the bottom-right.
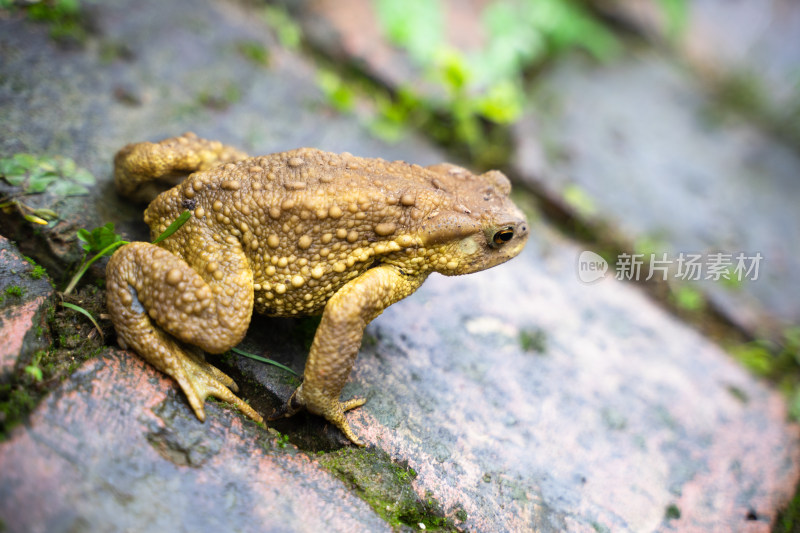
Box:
(23, 213), (49, 225)
(24, 365), (43, 382)
(59, 158), (77, 177)
(32, 208), (59, 220)
(26, 174), (58, 193)
(71, 167), (96, 185)
(48, 180), (90, 196)
(11, 153), (38, 170)
(0, 157), (28, 177)
(0, 158), (16, 176)
(77, 228), (92, 251)
(38, 159), (58, 173)
(77, 222), (124, 254)
(3, 174), (27, 186)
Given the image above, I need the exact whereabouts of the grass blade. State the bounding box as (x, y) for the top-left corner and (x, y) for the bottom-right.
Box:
(231, 347), (299, 376)
(152, 210), (191, 244)
(61, 301), (104, 343)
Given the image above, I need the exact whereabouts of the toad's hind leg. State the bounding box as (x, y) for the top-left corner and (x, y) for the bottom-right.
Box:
(106, 241), (262, 424)
(113, 132), (249, 201)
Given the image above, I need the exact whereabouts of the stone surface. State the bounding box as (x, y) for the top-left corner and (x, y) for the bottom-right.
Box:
(0, 236), (53, 382)
(0, 348), (390, 533)
(314, 219), (800, 532)
(589, 0), (800, 116)
(513, 52), (800, 336)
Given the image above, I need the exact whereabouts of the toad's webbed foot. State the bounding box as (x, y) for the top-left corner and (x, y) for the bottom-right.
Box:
(178, 350), (263, 424)
(271, 386), (366, 446)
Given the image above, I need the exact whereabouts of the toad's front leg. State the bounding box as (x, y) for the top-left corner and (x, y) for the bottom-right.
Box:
(275, 264), (427, 446)
(106, 239), (262, 424)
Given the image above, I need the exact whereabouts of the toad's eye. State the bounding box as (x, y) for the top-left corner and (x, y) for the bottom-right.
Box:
(491, 226), (514, 247)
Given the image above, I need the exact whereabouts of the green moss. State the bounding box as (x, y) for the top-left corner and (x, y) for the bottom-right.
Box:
(728, 327), (800, 423)
(30, 265), (46, 280)
(519, 327), (547, 354)
(725, 385), (749, 404)
(664, 503), (681, 520)
(317, 447), (456, 530)
(25, 0), (91, 45)
(4, 285), (23, 298)
(22, 255), (48, 281)
(237, 40), (271, 67)
(261, 5), (302, 50)
(362, 333), (379, 348)
(196, 82), (241, 111)
(777, 486), (800, 532)
(0, 385), (37, 439)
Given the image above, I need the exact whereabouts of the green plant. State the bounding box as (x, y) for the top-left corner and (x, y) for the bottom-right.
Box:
(370, 0), (620, 161)
(0, 153), (95, 224)
(730, 327), (800, 420)
(563, 184), (597, 219)
(59, 213), (192, 357)
(237, 40), (271, 67)
(664, 503), (681, 520)
(316, 69), (356, 113)
(519, 327), (547, 353)
(0, 152), (93, 195)
(262, 5), (302, 50)
(61, 301), (104, 343)
(22, 0), (89, 44)
(64, 210), (191, 295)
(64, 222), (126, 295)
(24, 351), (45, 382)
(655, 0), (688, 41)
(276, 432), (290, 448)
(23, 255), (48, 282)
(30, 264), (46, 280)
(670, 285), (704, 312)
(778, 475), (800, 531)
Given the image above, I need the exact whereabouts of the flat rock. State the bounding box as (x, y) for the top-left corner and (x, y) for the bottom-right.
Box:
(323, 219), (800, 532)
(0, 348), (390, 533)
(513, 52), (800, 335)
(0, 236), (53, 383)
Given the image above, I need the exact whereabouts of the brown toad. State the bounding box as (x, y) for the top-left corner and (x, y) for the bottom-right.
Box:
(106, 133), (529, 445)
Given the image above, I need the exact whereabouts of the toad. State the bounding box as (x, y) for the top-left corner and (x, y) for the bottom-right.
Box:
(106, 133), (529, 445)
